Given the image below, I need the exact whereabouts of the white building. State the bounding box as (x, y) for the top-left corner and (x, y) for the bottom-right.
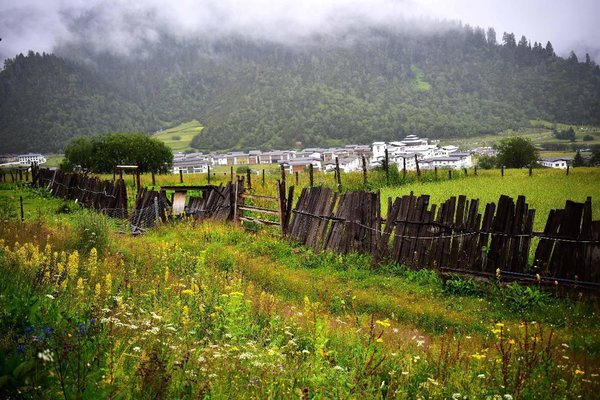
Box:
(172, 153), (210, 174)
(338, 156), (362, 173)
(541, 158), (570, 169)
(372, 136), (472, 170)
(18, 153), (46, 165)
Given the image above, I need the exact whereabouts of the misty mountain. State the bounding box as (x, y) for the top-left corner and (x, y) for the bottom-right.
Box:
(1, 24), (600, 153)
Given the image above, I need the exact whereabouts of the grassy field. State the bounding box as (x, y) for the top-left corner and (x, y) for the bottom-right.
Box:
(439, 119), (600, 159)
(152, 120), (203, 153)
(1, 182), (599, 399)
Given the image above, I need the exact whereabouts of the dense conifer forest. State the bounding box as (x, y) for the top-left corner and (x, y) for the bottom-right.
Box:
(1, 24), (599, 153)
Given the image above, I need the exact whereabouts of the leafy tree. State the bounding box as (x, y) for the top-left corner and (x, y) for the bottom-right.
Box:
(494, 136), (539, 168)
(476, 154), (497, 169)
(554, 127), (576, 141)
(572, 150), (586, 167)
(62, 133), (173, 173)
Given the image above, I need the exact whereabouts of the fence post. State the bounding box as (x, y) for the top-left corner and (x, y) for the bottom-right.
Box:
(233, 176), (240, 223)
(113, 169), (116, 181)
(434, 166), (438, 179)
(566, 164), (570, 176)
(19, 195), (24, 221)
(309, 164), (314, 187)
(179, 169), (184, 183)
(501, 165), (505, 177)
(277, 180), (286, 235)
(385, 149), (390, 184)
(230, 166), (234, 183)
(295, 171), (299, 186)
(403, 157), (406, 179)
(19, 168), (23, 182)
(247, 168), (252, 190)
(362, 155), (368, 186)
(474, 165), (478, 176)
(529, 164), (532, 177)
(463, 167), (468, 176)
(207, 165), (211, 184)
(448, 169), (452, 180)
(414, 155), (420, 180)
(335, 157), (341, 190)
(280, 164), (286, 188)
(262, 169), (265, 188)
(154, 196), (160, 225)
(151, 172), (156, 186)
(136, 167), (141, 193)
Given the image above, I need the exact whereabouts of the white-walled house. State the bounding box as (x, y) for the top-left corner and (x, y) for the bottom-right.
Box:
(338, 156), (362, 172)
(541, 158), (570, 169)
(18, 153), (46, 165)
(372, 136), (471, 170)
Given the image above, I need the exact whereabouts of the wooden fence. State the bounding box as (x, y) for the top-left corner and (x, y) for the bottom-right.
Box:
(287, 187), (600, 287)
(24, 167), (600, 288)
(32, 167), (128, 217)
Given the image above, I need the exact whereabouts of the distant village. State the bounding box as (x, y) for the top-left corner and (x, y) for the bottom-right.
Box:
(171, 135), (481, 175)
(1, 135), (576, 172)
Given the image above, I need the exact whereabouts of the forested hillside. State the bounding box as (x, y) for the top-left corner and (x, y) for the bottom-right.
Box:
(1, 24), (599, 153)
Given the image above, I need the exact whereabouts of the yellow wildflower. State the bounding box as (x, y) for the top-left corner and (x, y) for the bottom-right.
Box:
(181, 289), (194, 296)
(105, 273), (112, 295)
(67, 251), (79, 279)
(95, 283), (102, 298)
(182, 305), (190, 328)
(375, 319), (391, 328)
(575, 369), (585, 375)
(471, 353), (486, 360)
(376, 338), (384, 343)
(76, 277), (84, 295)
(495, 322), (505, 328)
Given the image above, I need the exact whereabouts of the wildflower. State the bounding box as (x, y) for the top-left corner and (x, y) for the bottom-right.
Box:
(375, 319), (391, 327)
(495, 322), (505, 328)
(87, 248), (98, 277)
(575, 370), (585, 375)
(105, 273), (112, 295)
(181, 289), (194, 296)
(67, 251), (79, 279)
(46, 294), (55, 300)
(37, 349), (54, 363)
(182, 305), (190, 328)
(376, 338), (384, 343)
(164, 267), (169, 283)
(133, 346), (141, 352)
(76, 278), (84, 295)
(472, 353), (486, 360)
(478, 373), (485, 378)
(508, 339), (516, 345)
(504, 395), (513, 400)
(95, 283), (102, 298)
(416, 340), (425, 347)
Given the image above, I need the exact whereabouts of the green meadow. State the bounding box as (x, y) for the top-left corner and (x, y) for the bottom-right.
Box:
(1, 166), (599, 399)
(152, 120), (204, 153)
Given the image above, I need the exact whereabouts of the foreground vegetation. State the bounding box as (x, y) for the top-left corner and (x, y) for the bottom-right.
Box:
(1, 183), (599, 399)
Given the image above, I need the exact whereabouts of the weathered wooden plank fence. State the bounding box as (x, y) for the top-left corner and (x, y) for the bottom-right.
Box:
(287, 186), (600, 286)
(32, 167), (128, 217)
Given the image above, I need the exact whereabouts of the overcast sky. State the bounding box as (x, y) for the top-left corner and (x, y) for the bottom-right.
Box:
(1, 0), (599, 62)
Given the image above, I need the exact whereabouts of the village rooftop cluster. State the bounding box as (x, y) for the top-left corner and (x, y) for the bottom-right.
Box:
(172, 135), (480, 174)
